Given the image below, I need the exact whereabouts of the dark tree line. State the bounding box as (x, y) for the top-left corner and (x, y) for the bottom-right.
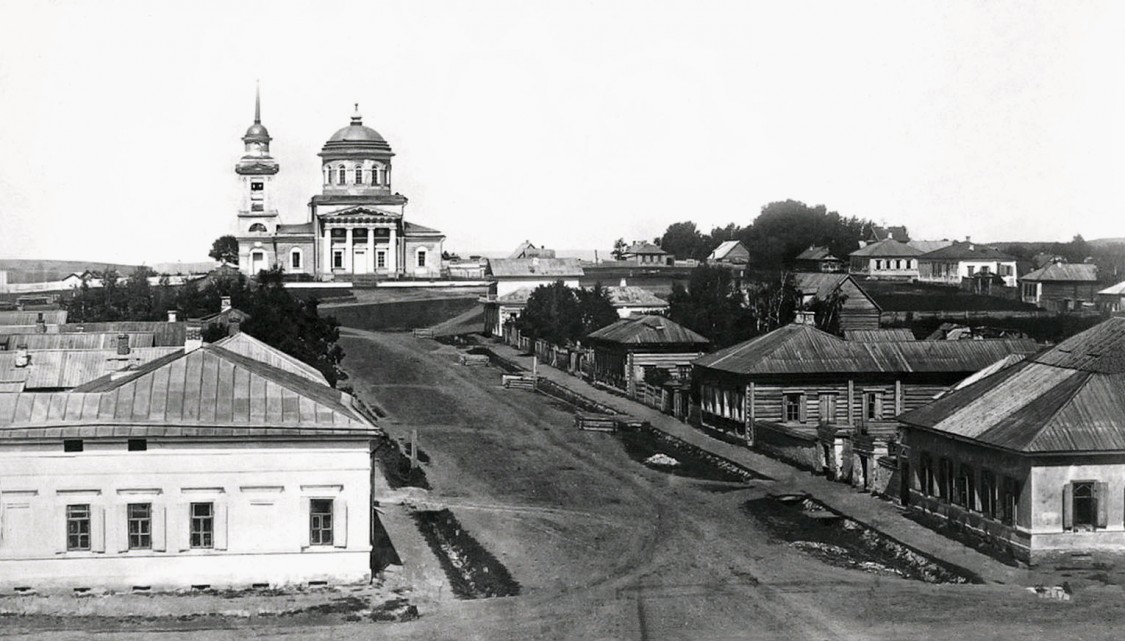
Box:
(64, 266), (346, 386)
(666, 264), (801, 349)
(658, 200), (871, 269)
(514, 282), (620, 346)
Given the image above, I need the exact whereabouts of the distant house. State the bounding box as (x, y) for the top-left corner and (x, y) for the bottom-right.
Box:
(848, 240), (923, 279)
(898, 318), (1125, 564)
(917, 241), (1018, 288)
(585, 315), (708, 397)
(1019, 261), (1098, 310)
(620, 242), (670, 265)
(480, 258), (584, 336)
(509, 241), (556, 260)
(707, 240), (750, 266)
(864, 224), (910, 244)
(794, 245), (845, 273)
(604, 285), (669, 318)
(1097, 281), (1125, 313)
(791, 273), (881, 333)
(692, 324), (1038, 490)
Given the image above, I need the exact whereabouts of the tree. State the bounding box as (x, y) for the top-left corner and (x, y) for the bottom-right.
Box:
(738, 200), (869, 270)
(576, 283), (620, 337)
(668, 264), (755, 348)
(517, 281), (583, 346)
(611, 238), (628, 261)
(660, 221), (706, 260)
(209, 235), (240, 265)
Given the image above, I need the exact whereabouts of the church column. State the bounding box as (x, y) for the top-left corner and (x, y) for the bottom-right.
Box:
(368, 226), (376, 273)
(322, 225), (332, 276)
(345, 227), (353, 274)
(388, 225), (398, 273)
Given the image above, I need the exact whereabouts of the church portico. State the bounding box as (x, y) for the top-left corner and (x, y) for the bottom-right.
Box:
(234, 94), (444, 280)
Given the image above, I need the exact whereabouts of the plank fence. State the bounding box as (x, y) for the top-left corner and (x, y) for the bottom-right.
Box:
(412, 328), (435, 339)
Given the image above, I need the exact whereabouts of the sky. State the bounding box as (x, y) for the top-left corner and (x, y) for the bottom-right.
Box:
(0, 1), (1123, 265)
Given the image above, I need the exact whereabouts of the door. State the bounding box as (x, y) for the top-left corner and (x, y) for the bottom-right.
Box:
(250, 251), (265, 275)
(899, 460), (910, 506)
(353, 249), (366, 275)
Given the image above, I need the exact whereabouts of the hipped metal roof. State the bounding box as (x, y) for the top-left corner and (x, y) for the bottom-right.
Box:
(1021, 262), (1098, 282)
(0, 347), (182, 390)
(586, 315), (709, 346)
(694, 323), (1038, 376)
(486, 258), (584, 278)
(899, 318), (1125, 453)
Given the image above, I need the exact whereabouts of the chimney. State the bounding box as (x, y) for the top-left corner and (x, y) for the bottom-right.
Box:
(619, 278), (627, 287)
(14, 345), (29, 368)
(220, 296), (232, 313)
(116, 334), (131, 356)
(167, 309), (178, 323)
(184, 323), (203, 353)
(35, 313), (46, 334)
(228, 319), (241, 336)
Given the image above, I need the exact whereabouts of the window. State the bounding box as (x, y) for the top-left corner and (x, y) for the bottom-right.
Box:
(291, 249), (302, 270)
(128, 439), (147, 451)
(328, 167), (336, 184)
(918, 453), (934, 495)
(332, 250), (344, 270)
(376, 251), (386, 269)
(874, 259), (882, 270)
(251, 203), (264, 212)
(864, 391), (883, 421)
(66, 504), (91, 551)
(967, 265), (976, 276)
(954, 465), (975, 510)
(249, 223), (267, 232)
(64, 439), (83, 452)
(354, 165), (363, 184)
(817, 393), (837, 424)
(190, 502), (214, 549)
(416, 250), (427, 268)
(372, 165), (381, 186)
(783, 393), (804, 423)
(337, 165), (345, 185)
(1001, 476), (1020, 525)
(938, 458), (954, 501)
(980, 470), (997, 518)
(310, 499), (334, 546)
(128, 503), (152, 550)
(1065, 481), (1105, 531)
(250, 181), (264, 191)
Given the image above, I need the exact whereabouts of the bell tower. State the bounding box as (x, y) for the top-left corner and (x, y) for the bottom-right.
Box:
(235, 83), (281, 276)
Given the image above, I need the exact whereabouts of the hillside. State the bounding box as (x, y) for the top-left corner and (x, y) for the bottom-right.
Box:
(0, 259), (141, 284)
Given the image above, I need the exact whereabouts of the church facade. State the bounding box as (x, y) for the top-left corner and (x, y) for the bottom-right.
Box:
(234, 91), (445, 280)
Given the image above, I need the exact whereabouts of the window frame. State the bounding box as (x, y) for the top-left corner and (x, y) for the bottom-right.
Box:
(128, 502), (152, 550)
(309, 498), (334, 546)
(189, 502), (214, 549)
(416, 249), (427, 268)
(66, 503), (91, 551)
(337, 165), (346, 186)
(290, 248), (302, 270)
(783, 392), (805, 423)
(332, 250), (344, 270)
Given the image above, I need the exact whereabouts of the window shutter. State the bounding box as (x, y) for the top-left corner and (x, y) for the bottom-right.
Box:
(333, 498), (348, 548)
(91, 506), (106, 553)
(1063, 484), (1074, 530)
(177, 505), (191, 552)
(874, 393), (883, 419)
(798, 394), (807, 423)
(151, 505), (167, 552)
(116, 505), (131, 553)
(300, 497), (311, 548)
(214, 503), (228, 551)
(54, 505), (68, 554)
(1096, 482), (1109, 528)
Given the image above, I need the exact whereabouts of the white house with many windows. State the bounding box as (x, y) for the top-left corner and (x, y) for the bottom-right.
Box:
(0, 333), (384, 590)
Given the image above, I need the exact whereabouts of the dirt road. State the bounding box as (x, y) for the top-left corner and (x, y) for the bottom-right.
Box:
(9, 329), (1125, 640)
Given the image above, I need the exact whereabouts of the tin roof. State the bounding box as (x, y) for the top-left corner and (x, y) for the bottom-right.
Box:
(486, 258), (584, 278)
(843, 328), (916, 342)
(624, 242), (668, 256)
(0, 310), (68, 325)
(708, 240), (746, 261)
(899, 318), (1125, 453)
(795, 245), (839, 261)
(694, 323), (1037, 376)
(586, 315), (709, 346)
(605, 286), (668, 309)
(0, 342), (377, 440)
(849, 239), (922, 258)
(211, 332), (326, 385)
(0, 347), (182, 390)
(403, 221), (445, 237)
(1021, 262), (1098, 283)
(0, 332), (156, 351)
(1098, 281), (1125, 296)
(57, 321), (186, 347)
(919, 242), (1015, 261)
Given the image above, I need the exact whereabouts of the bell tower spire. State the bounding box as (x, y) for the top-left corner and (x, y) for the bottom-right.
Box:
(254, 81), (262, 124)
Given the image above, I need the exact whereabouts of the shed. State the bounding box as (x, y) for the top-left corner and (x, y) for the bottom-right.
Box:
(707, 240), (750, 265)
(585, 315), (708, 396)
(1020, 262), (1098, 311)
(792, 273), (882, 333)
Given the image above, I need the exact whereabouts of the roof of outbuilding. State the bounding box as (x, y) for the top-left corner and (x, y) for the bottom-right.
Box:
(624, 242), (668, 255)
(486, 258), (584, 278)
(586, 315), (709, 346)
(0, 347), (182, 390)
(605, 286), (668, 308)
(919, 242), (1015, 261)
(403, 221), (445, 237)
(1021, 262), (1098, 282)
(0, 332), (156, 351)
(843, 328), (916, 342)
(849, 239), (923, 258)
(694, 323), (1037, 376)
(1098, 281), (1125, 296)
(0, 310), (68, 325)
(795, 245), (839, 261)
(211, 332), (326, 385)
(899, 318), (1125, 453)
(57, 322), (186, 347)
(708, 240), (746, 260)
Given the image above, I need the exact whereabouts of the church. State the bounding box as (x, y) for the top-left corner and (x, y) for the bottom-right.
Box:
(234, 89), (445, 280)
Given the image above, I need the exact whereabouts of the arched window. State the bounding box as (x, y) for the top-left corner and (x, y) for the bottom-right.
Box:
(416, 249), (427, 268)
(372, 164), (382, 186)
(354, 164), (364, 184)
(327, 166), (335, 184)
(337, 165), (346, 186)
(249, 223), (267, 232)
(290, 248), (303, 270)
(324, 166), (331, 184)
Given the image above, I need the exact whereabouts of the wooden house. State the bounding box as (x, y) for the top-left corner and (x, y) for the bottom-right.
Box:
(898, 318), (1125, 564)
(585, 315), (708, 397)
(692, 324), (1038, 490)
(1020, 261), (1099, 311)
(620, 242), (670, 266)
(1097, 280), (1125, 313)
(916, 241), (1018, 288)
(791, 273), (881, 333)
(793, 245), (845, 273)
(706, 240), (750, 266)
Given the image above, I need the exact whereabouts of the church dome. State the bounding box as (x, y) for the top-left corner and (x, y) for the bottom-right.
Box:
(321, 105), (393, 154)
(243, 122), (271, 142)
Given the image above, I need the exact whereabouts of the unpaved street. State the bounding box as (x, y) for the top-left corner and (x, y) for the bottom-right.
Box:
(8, 329), (1125, 640)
